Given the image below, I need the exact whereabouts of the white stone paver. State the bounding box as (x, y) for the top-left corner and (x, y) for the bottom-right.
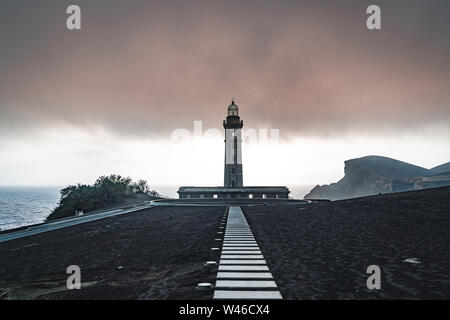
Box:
(221, 250), (262, 254)
(221, 254), (264, 259)
(225, 236), (255, 238)
(217, 272), (273, 279)
(219, 265), (269, 271)
(215, 280), (278, 288)
(214, 290), (282, 299)
(222, 247), (259, 251)
(222, 245), (260, 248)
(219, 265), (270, 271)
(220, 259), (267, 265)
(222, 249), (261, 252)
(224, 235), (253, 237)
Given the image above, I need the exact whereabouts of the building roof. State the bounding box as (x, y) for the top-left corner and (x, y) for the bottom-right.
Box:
(178, 186), (290, 193)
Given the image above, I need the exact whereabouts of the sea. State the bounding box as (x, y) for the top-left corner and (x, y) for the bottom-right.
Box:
(0, 186), (61, 231)
(0, 184), (313, 232)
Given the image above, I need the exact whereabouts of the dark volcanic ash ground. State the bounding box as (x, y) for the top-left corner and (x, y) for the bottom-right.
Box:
(1, 187), (449, 299)
(0, 206), (225, 299)
(244, 187), (450, 299)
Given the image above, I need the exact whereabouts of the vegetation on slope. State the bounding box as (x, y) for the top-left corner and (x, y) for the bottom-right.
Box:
(46, 175), (161, 221)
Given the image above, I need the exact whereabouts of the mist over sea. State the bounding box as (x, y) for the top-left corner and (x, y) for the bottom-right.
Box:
(0, 186), (61, 231)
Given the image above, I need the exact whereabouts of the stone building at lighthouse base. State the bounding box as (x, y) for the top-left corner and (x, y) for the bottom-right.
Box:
(178, 186), (290, 199)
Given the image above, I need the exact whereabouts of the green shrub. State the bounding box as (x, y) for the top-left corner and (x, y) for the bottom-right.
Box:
(46, 175), (160, 221)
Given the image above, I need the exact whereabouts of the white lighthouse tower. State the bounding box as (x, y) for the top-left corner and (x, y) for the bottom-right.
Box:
(223, 100), (243, 187)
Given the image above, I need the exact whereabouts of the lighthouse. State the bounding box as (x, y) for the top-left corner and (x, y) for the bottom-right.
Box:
(223, 100), (243, 187)
(177, 100), (290, 199)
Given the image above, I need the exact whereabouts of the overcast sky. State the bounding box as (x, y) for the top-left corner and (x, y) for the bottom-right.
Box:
(1, 0), (449, 196)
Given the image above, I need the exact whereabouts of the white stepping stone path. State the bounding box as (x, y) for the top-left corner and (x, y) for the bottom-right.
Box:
(213, 206), (282, 300)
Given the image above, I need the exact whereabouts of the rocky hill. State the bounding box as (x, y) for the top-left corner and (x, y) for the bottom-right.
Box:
(429, 162), (450, 175)
(304, 156), (450, 200)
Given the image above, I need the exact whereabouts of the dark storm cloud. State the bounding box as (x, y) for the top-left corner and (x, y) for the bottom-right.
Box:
(1, 0), (450, 138)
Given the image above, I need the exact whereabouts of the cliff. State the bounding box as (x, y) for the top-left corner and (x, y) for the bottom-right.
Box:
(304, 156), (450, 200)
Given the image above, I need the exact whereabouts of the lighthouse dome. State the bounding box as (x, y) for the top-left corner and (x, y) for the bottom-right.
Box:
(228, 100), (239, 116)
